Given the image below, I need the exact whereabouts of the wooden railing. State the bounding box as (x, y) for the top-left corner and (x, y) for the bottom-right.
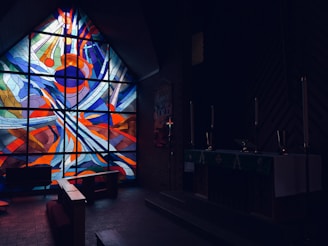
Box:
(47, 178), (86, 246)
(65, 170), (120, 204)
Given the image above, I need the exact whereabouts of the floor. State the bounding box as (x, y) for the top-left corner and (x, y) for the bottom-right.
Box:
(1, 185), (328, 246)
(0, 186), (219, 246)
(145, 190), (328, 246)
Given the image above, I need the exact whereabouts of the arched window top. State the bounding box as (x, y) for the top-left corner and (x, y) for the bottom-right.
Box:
(35, 8), (105, 41)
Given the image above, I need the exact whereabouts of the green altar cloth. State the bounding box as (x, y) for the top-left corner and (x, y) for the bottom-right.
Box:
(184, 149), (273, 175)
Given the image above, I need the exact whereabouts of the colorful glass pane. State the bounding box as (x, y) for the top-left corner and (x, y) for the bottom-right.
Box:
(110, 49), (134, 82)
(0, 37), (29, 73)
(0, 72), (28, 108)
(109, 112), (136, 151)
(0, 109), (28, 155)
(109, 151), (136, 180)
(110, 82), (136, 112)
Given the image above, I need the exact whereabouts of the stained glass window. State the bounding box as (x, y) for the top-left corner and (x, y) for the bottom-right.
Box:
(0, 7), (137, 191)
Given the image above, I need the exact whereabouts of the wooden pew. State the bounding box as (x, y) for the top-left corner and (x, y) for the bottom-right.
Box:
(47, 178), (86, 246)
(65, 170), (119, 204)
(5, 166), (52, 193)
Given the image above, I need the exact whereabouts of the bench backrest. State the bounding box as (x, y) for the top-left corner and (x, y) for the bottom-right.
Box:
(5, 166), (52, 187)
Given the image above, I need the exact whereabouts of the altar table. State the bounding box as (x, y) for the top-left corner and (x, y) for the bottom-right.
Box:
(184, 149), (322, 220)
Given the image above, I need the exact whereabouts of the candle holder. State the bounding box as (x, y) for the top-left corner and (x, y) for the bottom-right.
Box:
(276, 130), (288, 155)
(235, 139), (254, 153)
(206, 145), (213, 151)
(241, 140), (248, 152)
(205, 131), (213, 151)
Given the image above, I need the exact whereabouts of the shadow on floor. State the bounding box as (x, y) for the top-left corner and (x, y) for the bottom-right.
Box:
(145, 190), (328, 246)
(0, 186), (218, 246)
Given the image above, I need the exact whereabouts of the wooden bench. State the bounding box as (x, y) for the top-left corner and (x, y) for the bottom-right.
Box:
(47, 178), (86, 246)
(65, 170), (119, 204)
(0, 200), (9, 212)
(95, 229), (125, 246)
(5, 166), (52, 193)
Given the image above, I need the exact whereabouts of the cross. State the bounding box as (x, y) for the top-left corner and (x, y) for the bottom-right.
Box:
(166, 116), (174, 128)
(166, 116), (173, 137)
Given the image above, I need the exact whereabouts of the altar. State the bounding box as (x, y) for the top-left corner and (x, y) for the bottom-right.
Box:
(184, 149), (322, 220)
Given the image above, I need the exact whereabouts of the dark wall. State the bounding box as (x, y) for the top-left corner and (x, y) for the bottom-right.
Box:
(191, 0), (328, 189)
(137, 0), (189, 191)
(137, 0), (328, 191)
(191, 0), (285, 150)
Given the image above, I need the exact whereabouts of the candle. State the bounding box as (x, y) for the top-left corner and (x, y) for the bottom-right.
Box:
(254, 97), (259, 126)
(206, 131), (209, 146)
(190, 101), (195, 146)
(277, 130), (281, 146)
(211, 105), (214, 129)
(302, 76), (309, 148)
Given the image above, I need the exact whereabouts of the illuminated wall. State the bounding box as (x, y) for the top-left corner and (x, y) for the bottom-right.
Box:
(0, 7), (137, 190)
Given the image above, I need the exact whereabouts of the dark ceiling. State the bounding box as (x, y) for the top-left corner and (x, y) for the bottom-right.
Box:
(0, 0), (185, 80)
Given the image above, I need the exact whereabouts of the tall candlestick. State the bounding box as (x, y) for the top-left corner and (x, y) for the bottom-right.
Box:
(254, 97), (259, 126)
(206, 131), (209, 146)
(301, 76), (309, 149)
(210, 105), (214, 129)
(190, 101), (195, 146)
(277, 130), (281, 147)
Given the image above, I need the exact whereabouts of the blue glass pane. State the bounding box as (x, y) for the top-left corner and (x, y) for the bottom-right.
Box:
(77, 112), (109, 152)
(0, 109), (28, 154)
(79, 41), (109, 81)
(109, 151), (136, 180)
(0, 36), (29, 73)
(110, 48), (134, 82)
(110, 82), (136, 112)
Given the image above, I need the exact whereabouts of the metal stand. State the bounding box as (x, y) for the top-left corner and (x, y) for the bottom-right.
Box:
(300, 144), (311, 245)
(254, 125), (259, 153)
(301, 75), (311, 245)
(206, 105), (214, 151)
(254, 97), (260, 153)
(166, 116), (174, 190)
